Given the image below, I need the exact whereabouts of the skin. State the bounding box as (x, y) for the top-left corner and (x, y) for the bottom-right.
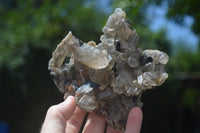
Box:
(41, 96), (143, 133)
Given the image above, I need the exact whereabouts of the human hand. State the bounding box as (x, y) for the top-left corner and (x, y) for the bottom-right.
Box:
(41, 96), (143, 133)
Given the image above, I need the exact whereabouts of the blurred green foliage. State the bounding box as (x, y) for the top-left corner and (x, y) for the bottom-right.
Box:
(0, 0), (106, 70)
(0, 0), (200, 132)
(143, 0), (200, 36)
(170, 49), (200, 72)
(166, 0), (200, 36)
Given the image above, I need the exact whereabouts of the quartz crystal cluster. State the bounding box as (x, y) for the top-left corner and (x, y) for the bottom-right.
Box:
(48, 8), (169, 131)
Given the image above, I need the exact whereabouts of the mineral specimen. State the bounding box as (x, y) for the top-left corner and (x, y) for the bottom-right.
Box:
(48, 8), (169, 131)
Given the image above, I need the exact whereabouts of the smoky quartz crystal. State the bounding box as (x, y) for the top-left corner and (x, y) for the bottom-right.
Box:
(48, 8), (169, 131)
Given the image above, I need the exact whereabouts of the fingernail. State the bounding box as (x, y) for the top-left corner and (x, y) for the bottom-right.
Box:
(65, 96), (74, 103)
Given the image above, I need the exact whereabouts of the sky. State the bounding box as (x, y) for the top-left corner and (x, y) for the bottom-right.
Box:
(146, 3), (199, 51)
(97, 0), (199, 52)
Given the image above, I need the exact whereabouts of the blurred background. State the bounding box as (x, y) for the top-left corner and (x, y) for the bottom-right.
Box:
(0, 0), (200, 132)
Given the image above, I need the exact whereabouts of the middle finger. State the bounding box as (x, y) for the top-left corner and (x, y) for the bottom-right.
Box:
(82, 112), (106, 133)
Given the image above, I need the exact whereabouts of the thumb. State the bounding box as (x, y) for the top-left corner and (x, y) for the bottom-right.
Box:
(41, 96), (76, 133)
